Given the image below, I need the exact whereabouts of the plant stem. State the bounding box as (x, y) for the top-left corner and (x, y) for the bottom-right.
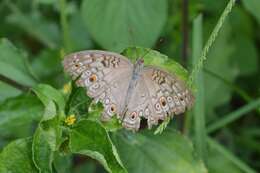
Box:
(207, 137), (257, 173)
(207, 98), (260, 133)
(188, 0), (236, 87)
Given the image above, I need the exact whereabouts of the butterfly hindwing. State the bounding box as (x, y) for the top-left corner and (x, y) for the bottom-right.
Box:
(123, 66), (194, 130)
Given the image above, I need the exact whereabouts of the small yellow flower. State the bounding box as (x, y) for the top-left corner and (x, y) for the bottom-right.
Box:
(63, 82), (71, 94)
(65, 114), (76, 125)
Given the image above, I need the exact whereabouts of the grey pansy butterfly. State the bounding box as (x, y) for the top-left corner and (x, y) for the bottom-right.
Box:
(63, 50), (194, 131)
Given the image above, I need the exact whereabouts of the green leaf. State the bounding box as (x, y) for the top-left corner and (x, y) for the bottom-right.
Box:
(69, 119), (127, 173)
(0, 81), (21, 102)
(0, 138), (38, 173)
(207, 138), (257, 173)
(203, 21), (237, 118)
(112, 129), (207, 173)
(68, 12), (93, 51)
(207, 147), (243, 173)
(81, 0), (167, 52)
(231, 36), (258, 76)
(31, 50), (64, 88)
(122, 47), (189, 83)
(0, 94), (43, 137)
(242, 0), (260, 23)
(6, 4), (60, 49)
(0, 38), (37, 86)
(32, 84), (64, 172)
(65, 85), (92, 116)
(33, 84), (66, 112)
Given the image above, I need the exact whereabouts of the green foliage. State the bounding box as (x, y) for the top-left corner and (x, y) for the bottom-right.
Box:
(81, 0), (167, 52)
(242, 0), (260, 23)
(0, 138), (38, 173)
(1, 0), (260, 172)
(69, 120), (127, 173)
(112, 129), (207, 173)
(0, 38), (37, 87)
(0, 94), (43, 137)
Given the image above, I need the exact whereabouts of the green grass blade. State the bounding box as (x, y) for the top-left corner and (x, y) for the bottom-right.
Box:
(59, 0), (71, 53)
(188, 0), (236, 86)
(207, 137), (257, 173)
(207, 98), (260, 133)
(204, 68), (260, 114)
(190, 14), (207, 160)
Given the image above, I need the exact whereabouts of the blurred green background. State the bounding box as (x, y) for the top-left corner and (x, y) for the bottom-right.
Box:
(0, 0), (260, 173)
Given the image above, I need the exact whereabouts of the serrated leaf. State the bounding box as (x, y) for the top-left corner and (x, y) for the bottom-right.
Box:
(81, 0), (167, 52)
(0, 138), (38, 173)
(0, 38), (37, 86)
(112, 128), (207, 173)
(69, 119), (127, 173)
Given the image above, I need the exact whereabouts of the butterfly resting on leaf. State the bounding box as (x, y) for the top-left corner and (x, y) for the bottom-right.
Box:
(63, 50), (194, 131)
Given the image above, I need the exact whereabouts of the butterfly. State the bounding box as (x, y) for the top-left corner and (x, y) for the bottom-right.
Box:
(63, 50), (194, 131)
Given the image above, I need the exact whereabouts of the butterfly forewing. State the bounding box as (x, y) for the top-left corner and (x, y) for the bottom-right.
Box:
(63, 50), (133, 121)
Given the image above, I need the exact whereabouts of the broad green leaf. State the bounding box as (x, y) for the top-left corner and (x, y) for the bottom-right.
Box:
(0, 138), (38, 173)
(112, 129), (207, 173)
(229, 8), (258, 76)
(73, 161), (97, 173)
(0, 94), (43, 136)
(68, 12), (93, 51)
(122, 47), (189, 83)
(31, 50), (64, 88)
(0, 38), (37, 86)
(33, 84), (66, 112)
(69, 120), (127, 173)
(65, 85), (92, 116)
(32, 84), (64, 172)
(53, 154), (73, 173)
(242, 0), (260, 23)
(6, 8), (60, 49)
(32, 100), (61, 173)
(204, 21), (237, 118)
(208, 149), (243, 173)
(81, 0), (167, 52)
(0, 81), (21, 102)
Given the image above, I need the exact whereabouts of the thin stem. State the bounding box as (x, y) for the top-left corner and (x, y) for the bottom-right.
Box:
(0, 75), (29, 92)
(204, 68), (260, 114)
(188, 0), (236, 87)
(207, 138), (257, 173)
(207, 98), (260, 133)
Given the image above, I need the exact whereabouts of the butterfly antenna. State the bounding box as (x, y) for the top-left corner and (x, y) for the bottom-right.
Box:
(140, 48), (152, 60)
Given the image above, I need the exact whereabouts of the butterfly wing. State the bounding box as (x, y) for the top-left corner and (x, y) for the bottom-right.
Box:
(123, 66), (194, 131)
(63, 50), (133, 121)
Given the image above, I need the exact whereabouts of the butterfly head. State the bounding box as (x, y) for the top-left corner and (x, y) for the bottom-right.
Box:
(122, 111), (141, 131)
